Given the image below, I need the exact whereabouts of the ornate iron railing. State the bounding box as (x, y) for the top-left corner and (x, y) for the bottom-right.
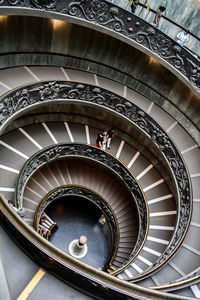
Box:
(16, 143), (148, 267)
(34, 184), (120, 270)
(111, 0), (200, 58)
(0, 0), (199, 96)
(0, 80), (192, 278)
(0, 193), (192, 300)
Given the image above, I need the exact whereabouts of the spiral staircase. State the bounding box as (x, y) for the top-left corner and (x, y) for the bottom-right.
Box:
(0, 1), (200, 299)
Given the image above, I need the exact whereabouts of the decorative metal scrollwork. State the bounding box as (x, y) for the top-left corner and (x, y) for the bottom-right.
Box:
(30, 0), (56, 9)
(17, 143), (148, 263)
(0, 0), (27, 5)
(36, 185), (119, 269)
(1, 0), (199, 92)
(1, 80), (192, 276)
(37, 186), (117, 229)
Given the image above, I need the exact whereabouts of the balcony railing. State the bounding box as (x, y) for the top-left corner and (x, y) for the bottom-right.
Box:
(0, 0), (199, 97)
(0, 193), (192, 300)
(107, 0), (200, 59)
(0, 80), (192, 279)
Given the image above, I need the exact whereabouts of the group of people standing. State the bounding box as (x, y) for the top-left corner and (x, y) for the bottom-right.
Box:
(39, 212), (52, 238)
(128, 1), (166, 29)
(127, 1), (190, 47)
(96, 128), (115, 150)
(107, 1), (190, 48)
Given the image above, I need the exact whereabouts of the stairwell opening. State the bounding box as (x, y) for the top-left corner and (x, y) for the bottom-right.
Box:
(45, 195), (109, 269)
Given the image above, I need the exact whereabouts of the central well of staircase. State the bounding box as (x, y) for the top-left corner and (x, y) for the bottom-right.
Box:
(45, 195), (109, 269)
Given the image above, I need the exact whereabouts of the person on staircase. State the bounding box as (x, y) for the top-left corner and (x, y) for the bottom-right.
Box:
(102, 131), (108, 150)
(106, 128), (115, 149)
(96, 133), (104, 149)
(129, 0), (140, 14)
(176, 29), (190, 46)
(39, 227), (50, 238)
(153, 6), (166, 28)
(40, 212), (52, 228)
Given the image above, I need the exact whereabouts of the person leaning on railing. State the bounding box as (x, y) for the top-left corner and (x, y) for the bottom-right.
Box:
(153, 6), (166, 28)
(176, 29), (190, 46)
(127, 0), (140, 14)
(102, 131), (108, 150)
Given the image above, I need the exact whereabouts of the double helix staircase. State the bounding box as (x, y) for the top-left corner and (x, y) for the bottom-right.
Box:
(0, 0), (200, 295)
(0, 65), (200, 299)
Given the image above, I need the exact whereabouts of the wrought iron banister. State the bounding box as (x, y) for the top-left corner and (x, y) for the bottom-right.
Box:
(0, 193), (193, 300)
(0, 80), (192, 279)
(112, 0), (200, 56)
(34, 184), (120, 270)
(0, 0), (199, 96)
(16, 143), (148, 268)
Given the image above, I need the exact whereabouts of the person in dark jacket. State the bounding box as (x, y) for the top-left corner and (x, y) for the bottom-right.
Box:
(106, 128), (115, 149)
(96, 133), (103, 149)
(129, 0), (140, 14)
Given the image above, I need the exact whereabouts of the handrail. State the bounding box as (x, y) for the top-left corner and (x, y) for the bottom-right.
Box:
(0, 52), (199, 145)
(150, 275), (200, 292)
(111, 0), (200, 58)
(34, 184), (120, 270)
(0, 80), (192, 280)
(0, 193), (194, 300)
(0, 0), (199, 96)
(138, 3), (200, 41)
(150, 267), (200, 292)
(16, 143), (148, 269)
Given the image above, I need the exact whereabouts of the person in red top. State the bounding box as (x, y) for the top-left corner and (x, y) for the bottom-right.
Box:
(96, 133), (103, 149)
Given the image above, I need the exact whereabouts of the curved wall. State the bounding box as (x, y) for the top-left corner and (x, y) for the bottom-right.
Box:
(0, 15), (200, 137)
(0, 4), (199, 298)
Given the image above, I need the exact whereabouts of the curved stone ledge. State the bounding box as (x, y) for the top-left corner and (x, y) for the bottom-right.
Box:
(0, 80), (192, 278)
(16, 143), (147, 266)
(0, 0), (200, 96)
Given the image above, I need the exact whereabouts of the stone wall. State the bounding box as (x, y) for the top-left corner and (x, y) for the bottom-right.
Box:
(0, 15), (200, 138)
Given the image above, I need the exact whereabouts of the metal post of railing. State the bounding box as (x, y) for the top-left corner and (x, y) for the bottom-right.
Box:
(138, 0), (147, 17)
